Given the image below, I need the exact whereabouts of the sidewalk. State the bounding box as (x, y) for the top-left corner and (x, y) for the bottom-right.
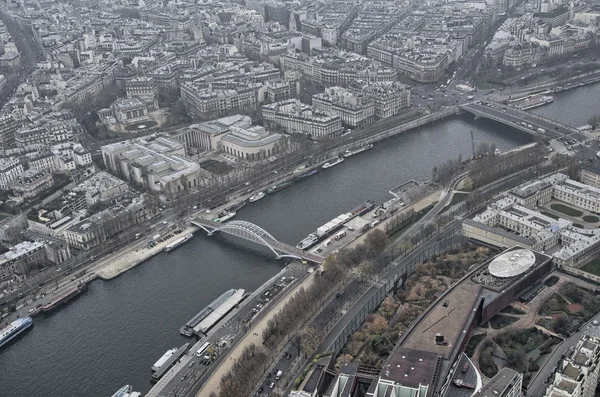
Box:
(92, 225), (199, 280)
(196, 272), (317, 397)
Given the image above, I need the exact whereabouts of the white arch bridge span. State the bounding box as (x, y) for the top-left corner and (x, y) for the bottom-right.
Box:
(190, 218), (324, 263)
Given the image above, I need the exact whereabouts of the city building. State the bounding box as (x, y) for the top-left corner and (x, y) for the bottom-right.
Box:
(0, 157), (24, 190)
(180, 83), (259, 120)
(544, 324), (600, 397)
(101, 136), (205, 195)
(175, 114), (252, 152)
(263, 99), (343, 139)
(0, 114), (19, 149)
(43, 239), (72, 265)
(12, 169), (54, 199)
(0, 241), (46, 279)
(112, 98), (150, 125)
(70, 171), (129, 206)
(368, 247), (552, 396)
(219, 125), (283, 160)
(125, 76), (159, 109)
(312, 87), (375, 128)
(463, 173), (600, 267)
(580, 164), (600, 190)
(362, 81), (411, 119)
(63, 197), (150, 250)
(477, 368), (523, 397)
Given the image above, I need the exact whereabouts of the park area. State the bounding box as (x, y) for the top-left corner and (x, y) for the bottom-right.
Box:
(334, 246), (491, 370)
(536, 283), (600, 336)
(541, 201), (600, 229)
(581, 256), (600, 276)
(478, 328), (560, 386)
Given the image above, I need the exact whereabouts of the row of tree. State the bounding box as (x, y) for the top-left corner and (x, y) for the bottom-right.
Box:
(470, 144), (544, 188)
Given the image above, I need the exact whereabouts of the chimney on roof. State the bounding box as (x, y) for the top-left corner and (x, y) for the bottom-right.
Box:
(436, 333), (447, 345)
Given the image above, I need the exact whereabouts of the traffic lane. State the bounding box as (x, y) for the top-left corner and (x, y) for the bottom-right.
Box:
(257, 348), (299, 396)
(471, 105), (580, 138)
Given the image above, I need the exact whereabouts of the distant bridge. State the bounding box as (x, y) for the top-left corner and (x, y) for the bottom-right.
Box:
(191, 218), (324, 263)
(461, 101), (585, 140)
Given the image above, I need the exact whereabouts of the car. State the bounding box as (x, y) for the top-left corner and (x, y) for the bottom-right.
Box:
(28, 308), (36, 313)
(188, 361), (195, 367)
(270, 382), (275, 389)
(162, 221), (167, 225)
(258, 386), (264, 393)
(266, 372), (271, 378)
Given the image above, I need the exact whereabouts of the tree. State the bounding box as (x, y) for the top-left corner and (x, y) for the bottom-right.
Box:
(553, 315), (571, 335)
(301, 327), (323, 358)
(368, 314), (389, 335)
(358, 260), (376, 282)
(506, 350), (527, 373)
(365, 229), (388, 257)
(291, 333), (302, 356)
(589, 115), (600, 130)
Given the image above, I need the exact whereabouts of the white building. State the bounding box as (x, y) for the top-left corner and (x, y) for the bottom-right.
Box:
(262, 99), (343, 139)
(312, 87), (375, 128)
(544, 325), (600, 397)
(0, 157), (24, 190)
(101, 135), (205, 195)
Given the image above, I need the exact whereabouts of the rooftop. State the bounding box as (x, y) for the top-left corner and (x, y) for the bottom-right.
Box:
(476, 367), (522, 397)
(400, 278), (482, 358)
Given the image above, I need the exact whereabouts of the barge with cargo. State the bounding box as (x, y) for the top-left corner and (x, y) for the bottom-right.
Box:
(267, 180), (293, 194)
(180, 288), (247, 336)
(151, 347), (178, 371)
(41, 285), (87, 313)
(296, 200), (375, 250)
(151, 343), (189, 382)
(164, 233), (193, 252)
(344, 144), (373, 158)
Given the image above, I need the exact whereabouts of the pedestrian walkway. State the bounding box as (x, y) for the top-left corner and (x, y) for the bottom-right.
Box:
(196, 271), (317, 397)
(92, 225), (198, 279)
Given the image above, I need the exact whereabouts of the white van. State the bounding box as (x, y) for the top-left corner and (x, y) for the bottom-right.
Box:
(276, 370), (283, 380)
(334, 231), (346, 241)
(323, 239), (332, 247)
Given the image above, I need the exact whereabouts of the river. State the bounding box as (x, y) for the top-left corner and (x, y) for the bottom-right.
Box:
(2, 84), (595, 397)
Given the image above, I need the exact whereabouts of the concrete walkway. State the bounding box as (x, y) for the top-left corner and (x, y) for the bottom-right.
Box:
(92, 225), (199, 279)
(195, 271), (317, 397)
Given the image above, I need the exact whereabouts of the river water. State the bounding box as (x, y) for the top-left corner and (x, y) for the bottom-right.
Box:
(0, 84), (596, 397)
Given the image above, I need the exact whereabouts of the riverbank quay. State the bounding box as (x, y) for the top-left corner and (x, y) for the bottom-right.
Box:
(93, 225), (200, 280)
(493, 70), (600, 101)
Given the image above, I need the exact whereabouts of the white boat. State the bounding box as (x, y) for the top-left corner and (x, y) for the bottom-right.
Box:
(152, 348), (178, 371)
(111, 385), (132, 397)
(213, 211), (236, 223)
(164, 234), (193, 253)
(249, 192), (265, 202)
(344, 144), (373, 158)
(516, 95), (554, 110)
(322, 157), (345, 169)
(296, 234), (319, 250)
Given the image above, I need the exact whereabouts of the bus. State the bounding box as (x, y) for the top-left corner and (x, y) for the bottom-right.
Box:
(195, 342), (211, 357)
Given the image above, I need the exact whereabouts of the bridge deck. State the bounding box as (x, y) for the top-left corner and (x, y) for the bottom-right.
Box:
(191, 218), (324, 263)
(461, 101), (585, 140)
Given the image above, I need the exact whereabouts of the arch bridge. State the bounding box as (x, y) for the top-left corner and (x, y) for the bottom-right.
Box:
(191, 218), (324, 263)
